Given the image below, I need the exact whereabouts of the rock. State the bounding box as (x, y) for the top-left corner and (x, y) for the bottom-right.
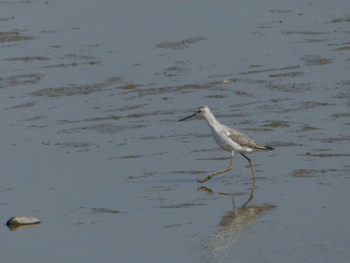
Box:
(6, 216), (40, 231)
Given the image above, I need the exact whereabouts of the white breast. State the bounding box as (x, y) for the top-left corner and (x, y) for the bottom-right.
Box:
(211, 129), (253, 154)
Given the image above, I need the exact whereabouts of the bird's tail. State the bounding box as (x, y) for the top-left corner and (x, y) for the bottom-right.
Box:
(263, 145), (274, 151)
(256, 145), (274, 151)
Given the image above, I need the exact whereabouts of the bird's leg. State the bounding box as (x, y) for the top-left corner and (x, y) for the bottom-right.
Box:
(198, 157), (234, 183)
(240, 153), (256, 181)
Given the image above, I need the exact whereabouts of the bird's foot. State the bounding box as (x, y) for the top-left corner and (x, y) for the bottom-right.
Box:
(197, 177), (210, 183)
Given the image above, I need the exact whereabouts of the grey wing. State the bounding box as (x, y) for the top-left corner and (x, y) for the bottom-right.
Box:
(227, 128), (272, 150)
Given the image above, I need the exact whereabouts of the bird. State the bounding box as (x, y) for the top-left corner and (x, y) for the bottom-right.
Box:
(179, 105), (274, 183)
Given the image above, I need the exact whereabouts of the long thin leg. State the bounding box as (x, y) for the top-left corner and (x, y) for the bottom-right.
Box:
(240, 153), (256, 181)
(198, 156), (234, 183)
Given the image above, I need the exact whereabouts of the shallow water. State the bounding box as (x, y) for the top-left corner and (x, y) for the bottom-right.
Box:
(0, 0), (349, 262)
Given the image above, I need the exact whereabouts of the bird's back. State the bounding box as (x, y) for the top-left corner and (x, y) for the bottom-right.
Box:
(226, 127), (273, 151)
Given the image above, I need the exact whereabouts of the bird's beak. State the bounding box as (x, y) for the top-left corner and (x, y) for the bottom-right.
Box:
(179, 112), (196, 121)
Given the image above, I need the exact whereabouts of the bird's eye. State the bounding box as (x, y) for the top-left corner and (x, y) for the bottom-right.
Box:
(197, 109), (202, 113)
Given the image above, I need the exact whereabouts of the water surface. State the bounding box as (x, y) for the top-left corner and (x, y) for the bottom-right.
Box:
(1, 0), (349, 262)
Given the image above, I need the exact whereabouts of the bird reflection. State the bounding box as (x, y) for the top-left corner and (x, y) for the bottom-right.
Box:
(198, 179), (256, 210)
(199, 181), (276, 261)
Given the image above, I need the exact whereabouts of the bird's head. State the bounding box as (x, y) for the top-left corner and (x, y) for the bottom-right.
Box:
(179, 105), (211, 121)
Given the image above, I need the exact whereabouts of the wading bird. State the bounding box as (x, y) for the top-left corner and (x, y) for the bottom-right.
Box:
(179, 105), (274, 183)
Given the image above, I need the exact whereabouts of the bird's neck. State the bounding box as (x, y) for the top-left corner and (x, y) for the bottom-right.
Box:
(203, 113), (221, 129)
